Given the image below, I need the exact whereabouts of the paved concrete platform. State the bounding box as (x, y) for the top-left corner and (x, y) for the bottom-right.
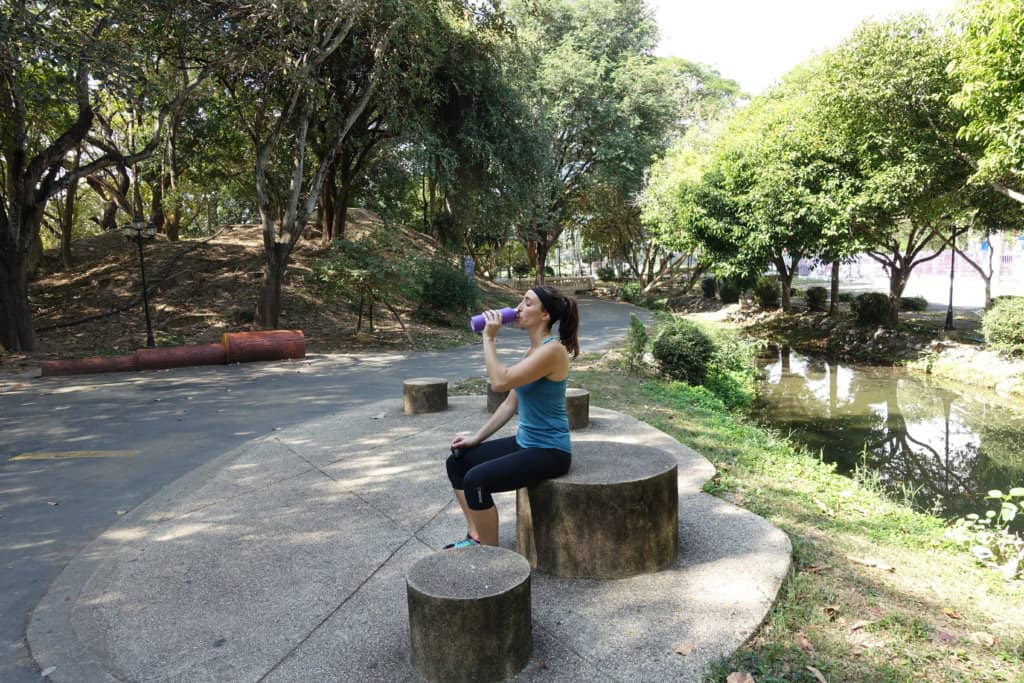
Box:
(27, 397), (791, 682)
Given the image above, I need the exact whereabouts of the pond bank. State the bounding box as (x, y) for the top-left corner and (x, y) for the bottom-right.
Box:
(911, 341), (1024, 398)
(689, 304), (1024, 399)
(753, 346), (1024, 528)
(560, 355), (1024, 682)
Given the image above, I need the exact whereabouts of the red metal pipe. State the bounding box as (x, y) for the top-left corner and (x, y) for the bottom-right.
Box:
(137, 343), (227, 370)
(40, 355), (140, 377)
(221, 330), (305, 363)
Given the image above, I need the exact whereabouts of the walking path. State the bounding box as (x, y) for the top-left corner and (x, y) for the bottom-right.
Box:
(28, 397), (791, 682)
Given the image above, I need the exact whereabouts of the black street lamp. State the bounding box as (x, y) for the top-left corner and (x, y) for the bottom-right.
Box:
(123, 217), (157, 348)
(944, 224), (956, 331)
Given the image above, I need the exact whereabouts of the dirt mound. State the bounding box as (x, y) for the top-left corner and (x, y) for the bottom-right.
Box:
(4, 212), (516, 372)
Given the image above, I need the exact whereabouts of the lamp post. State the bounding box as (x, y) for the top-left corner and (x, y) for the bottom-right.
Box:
(944, 224), (956, 331)
(123, 217), (157, 348)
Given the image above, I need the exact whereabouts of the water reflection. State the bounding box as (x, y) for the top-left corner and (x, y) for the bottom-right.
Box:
(755, 347), (1024, 527)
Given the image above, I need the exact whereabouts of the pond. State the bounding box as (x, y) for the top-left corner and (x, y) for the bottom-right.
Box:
(754, 347), (1024, 528)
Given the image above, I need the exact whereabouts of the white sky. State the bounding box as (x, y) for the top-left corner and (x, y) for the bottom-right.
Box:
(649, 0), (959, 95)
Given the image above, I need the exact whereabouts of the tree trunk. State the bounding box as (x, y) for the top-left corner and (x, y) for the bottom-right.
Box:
(321, 166), (337, 245)
(165, 117), (181, 241)
(829, 261), (840, 316)
(151, 177), (166, 232)
(887, 267), (909, 328)
(535, 238), (550, 285)
(60, 180), (79, 270)
(206, 196), (217, 232)
(773, 253), (796, 312)
(0, 248), (36, 352)
(257, 243), (290, 328)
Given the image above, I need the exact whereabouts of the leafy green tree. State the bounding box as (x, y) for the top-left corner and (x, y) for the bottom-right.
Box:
(949, 0), (1024, 204)
(641, 129), (718, 293)
(207, 0), (401, 328)
(588, 59), (741, 292)
(665, 64), (847, 312)
(817, 15), (975, 326)
(416, 4), (543, 263)
(508, 0), (675, 281)
(0, 0), (206, 351)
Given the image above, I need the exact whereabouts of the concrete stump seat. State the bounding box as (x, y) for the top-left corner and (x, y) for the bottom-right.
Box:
(565, 387), (590, 429)
(403, 378), (448, 414)
(407, 546), (532, 683)
(486, 386), (510, 413)
(517, 442), (678, 579)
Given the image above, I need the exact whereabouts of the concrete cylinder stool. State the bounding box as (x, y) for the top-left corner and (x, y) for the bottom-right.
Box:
(407, 546), (532, 683)
(486, 386), (510, 413)
(565, 388), (590, 429)
(403, 378), (448, 414)
(517, 443), (678, 579)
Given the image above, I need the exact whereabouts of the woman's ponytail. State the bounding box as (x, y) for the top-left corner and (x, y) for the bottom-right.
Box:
(557, 293), (580, 359)
(533, 285), (580, 358)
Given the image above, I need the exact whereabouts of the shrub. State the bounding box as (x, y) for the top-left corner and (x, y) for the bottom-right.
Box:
(982, 296), (1024, 356)
(617, 281), (644, 305)
(851, 292), (893, 327)
(806, 286), (828, 312)
(417, 260), (479, 320)
(652, 319), (714, 385)
(623, 313), (648, 371)
(836, 292), (855, 303)
(544, 265), (555, 277)
(899, 296), (929, 312)
(703, 326), (759, 409)
(308, 231), (427, 333)
(512, 261), (532, 277)
(701, 277), (717, 299)
(753, 276), (780, 309)
(597, 265), (616, 281)
(718, 277), (742, 304)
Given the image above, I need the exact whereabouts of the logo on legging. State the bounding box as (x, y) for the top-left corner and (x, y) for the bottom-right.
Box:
(477, 488), (483, 505)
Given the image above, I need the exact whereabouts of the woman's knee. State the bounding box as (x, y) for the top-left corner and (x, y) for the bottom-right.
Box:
(446, 454), (466, 489)
(462, 470), (495, 510)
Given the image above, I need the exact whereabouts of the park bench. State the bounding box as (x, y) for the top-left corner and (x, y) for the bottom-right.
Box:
(504, 276), (596, 293)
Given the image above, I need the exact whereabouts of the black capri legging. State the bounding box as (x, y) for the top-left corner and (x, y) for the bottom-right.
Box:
(446, 436), (571, 510)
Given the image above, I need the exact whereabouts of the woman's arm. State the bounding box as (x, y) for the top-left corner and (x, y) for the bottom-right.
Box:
(483, 336), (563, 392)
(452, 391), (518, 450)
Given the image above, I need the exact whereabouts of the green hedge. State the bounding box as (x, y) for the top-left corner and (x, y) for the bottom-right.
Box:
(652, 319), (714, 385)
(417, 261), (479, 320)
(718, 277), (742, 304)
(806, 286), (828, 312)
(982, 296), (1024, 356)
(753, 276), (780, 309)
(899, 296), (929, 311)
(851, 292), (893, 327)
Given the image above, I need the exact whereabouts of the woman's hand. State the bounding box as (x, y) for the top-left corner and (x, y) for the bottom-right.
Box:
(482, 309), (502, 340)
(451, 434), (479, 451)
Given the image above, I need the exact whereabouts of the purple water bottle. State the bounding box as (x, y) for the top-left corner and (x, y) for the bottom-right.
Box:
(469, 307), (519, 333)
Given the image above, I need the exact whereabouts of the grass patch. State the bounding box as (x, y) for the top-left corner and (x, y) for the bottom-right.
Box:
(563, 353), (1024, 683)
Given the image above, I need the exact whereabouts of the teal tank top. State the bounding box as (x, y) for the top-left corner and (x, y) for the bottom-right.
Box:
(515, 338), (571, 453)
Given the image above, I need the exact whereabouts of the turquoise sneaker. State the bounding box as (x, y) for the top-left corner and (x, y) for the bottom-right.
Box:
(444, 535), (480, 549)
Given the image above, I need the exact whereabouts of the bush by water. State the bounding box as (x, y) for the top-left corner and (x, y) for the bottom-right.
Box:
(983, 296), (1024, 356)
(652, 318), (714, 385)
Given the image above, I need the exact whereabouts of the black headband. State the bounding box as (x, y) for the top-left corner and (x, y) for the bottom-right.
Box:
(531, 287), (564, 324)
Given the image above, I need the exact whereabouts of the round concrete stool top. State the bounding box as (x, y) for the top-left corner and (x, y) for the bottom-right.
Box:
(559, 443), (675, 485)
(408, 546), (531, 600)
(403, 377), (447, 386)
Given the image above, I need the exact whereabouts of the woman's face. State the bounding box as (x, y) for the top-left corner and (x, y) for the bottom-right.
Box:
(516, 290), (548, 327)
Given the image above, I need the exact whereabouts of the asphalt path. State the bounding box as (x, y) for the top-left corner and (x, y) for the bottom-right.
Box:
(0, 296), (650, 681)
